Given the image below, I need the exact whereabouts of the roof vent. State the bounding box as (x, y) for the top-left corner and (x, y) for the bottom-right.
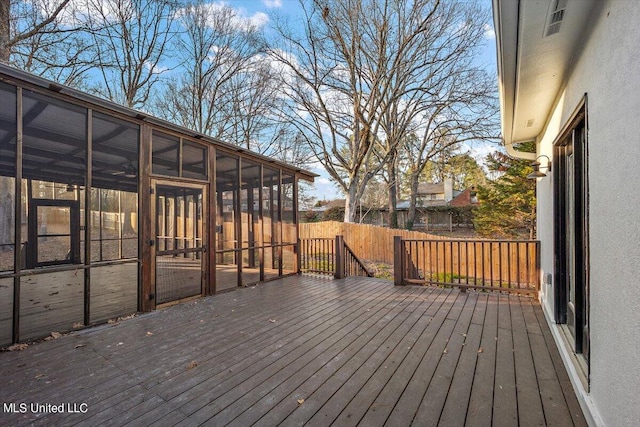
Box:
(545, 0), (568, 36)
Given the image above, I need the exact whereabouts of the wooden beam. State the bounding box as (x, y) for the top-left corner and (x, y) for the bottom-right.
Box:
(139, 124), (153, 312)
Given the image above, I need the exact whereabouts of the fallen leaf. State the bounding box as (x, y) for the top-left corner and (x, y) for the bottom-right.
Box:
(117, 342), (124, 346)
(73, 322), (84, 329)
(107, 319), (116, 324)
(462, 333), (467, 337)
(443, 349), (448, 354)
(146, 331), (154, 336)
(186, 361), (198, 370)
(74, 344), (86, 349)
(35, 373), (47, 379)
(478, 347), (484, 354)
(269, 319), (276, 323)
(297, 399), (305, 405)
(50, 332), (62, 339)
(5, 343), (28, 351)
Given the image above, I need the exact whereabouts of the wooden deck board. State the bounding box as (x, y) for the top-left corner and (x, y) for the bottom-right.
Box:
(0, 276), (585, 427)
(466, 292), (498, 427)
(329, 288), (452, 427)
(260, 287), (432, 427)
(492, 294), (518, 427)
(411, 292), (479, 426)
(180, 280), (412, 424)
(384, 291), (468, 426)
(227, 286), (426, 427)
(510, 294), (546, 426)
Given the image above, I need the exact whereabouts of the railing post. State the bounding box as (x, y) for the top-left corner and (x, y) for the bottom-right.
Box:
(296, 238), (302, 275)
(335, 235), (345, 279)
(393, 236), (403, 285)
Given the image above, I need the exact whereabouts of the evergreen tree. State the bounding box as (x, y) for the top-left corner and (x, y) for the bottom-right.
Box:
(473, 149), (536, 238)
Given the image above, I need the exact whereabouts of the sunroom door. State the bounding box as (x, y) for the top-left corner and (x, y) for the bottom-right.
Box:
(152, 181), (206, 305)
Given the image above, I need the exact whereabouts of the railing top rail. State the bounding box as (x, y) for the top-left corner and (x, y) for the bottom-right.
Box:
(400, 238), (540, 244)
(300, 237), (335, 242)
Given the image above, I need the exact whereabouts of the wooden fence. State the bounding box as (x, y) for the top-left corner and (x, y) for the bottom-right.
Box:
(299, 222), (448, 265)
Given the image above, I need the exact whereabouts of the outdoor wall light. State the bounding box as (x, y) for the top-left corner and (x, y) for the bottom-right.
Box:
(526, 155), (552, 179)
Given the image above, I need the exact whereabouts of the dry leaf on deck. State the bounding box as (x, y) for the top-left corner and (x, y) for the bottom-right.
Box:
(186, 361), (198, 370)
(5, 343), (28, 351)
(297, 399), (305, 405)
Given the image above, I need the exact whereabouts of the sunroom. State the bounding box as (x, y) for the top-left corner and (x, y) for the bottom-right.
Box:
(0, 64), (315, 346)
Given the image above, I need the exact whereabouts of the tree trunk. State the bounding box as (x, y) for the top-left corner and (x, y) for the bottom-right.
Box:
(0, 178), (14, 251)
(406, 174), (419, 230)
(343, 184), (358, 223)
(0, 0), (10, 62)
(387, 157), (398, 229)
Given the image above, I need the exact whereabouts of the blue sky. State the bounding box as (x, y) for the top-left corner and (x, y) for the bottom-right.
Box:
(222, 0), (499, 201)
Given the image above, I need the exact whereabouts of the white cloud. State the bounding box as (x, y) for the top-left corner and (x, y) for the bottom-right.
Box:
(144, 61), (168, 75)
(316, 177), (331, 185)
(176, 2), (269, 31)
(48, 0), (131, 27)
(262, 0), (283, 8)
(483, 23), (496, 40)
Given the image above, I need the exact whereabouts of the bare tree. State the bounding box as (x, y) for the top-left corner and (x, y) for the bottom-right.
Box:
(269, 0), (406, 222)
(269, 0), (494, 223)
(375, 0), (498, 229)
(0, 0), (73, 62)
(7, 0), (100, 86)
(0, 0), (95, 87)
(83, 0), (178, 109)
(155, 0), (263, 136)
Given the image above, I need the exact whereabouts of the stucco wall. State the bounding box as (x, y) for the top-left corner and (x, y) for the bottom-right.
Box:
(535, 1), (640, 425)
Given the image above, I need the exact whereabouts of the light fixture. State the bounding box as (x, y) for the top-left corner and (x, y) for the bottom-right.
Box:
(527, 155), (552, 179)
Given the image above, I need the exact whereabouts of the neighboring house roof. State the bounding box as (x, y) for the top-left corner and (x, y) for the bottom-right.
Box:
(310, 199), (345, 212)
(449, 188), (479, 207)
(417, 182), (445, 195)
(492, 0), (599, 159)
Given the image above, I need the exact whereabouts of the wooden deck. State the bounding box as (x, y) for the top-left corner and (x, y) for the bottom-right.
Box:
(0, 275), (586, 426)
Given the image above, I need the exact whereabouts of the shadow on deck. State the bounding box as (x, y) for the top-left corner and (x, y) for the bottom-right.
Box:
(0, 275), (585, 426)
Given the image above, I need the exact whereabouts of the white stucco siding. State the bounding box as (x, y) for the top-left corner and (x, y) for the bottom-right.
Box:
(535, 1), (640, 425)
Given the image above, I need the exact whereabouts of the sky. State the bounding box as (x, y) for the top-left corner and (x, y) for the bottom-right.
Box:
(218, 0), (500, 201)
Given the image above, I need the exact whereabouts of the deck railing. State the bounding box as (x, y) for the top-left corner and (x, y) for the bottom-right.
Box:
(299, 235), (372, 278)
(394, 236), (540, 295)
(299, 237), (335, 275)
(339, 238), (373, 278)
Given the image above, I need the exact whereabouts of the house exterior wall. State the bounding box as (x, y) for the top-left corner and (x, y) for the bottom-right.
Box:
(535, 1), (640, 425)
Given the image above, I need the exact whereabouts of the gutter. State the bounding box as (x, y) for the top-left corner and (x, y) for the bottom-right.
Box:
(504, 138), (537, 161)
